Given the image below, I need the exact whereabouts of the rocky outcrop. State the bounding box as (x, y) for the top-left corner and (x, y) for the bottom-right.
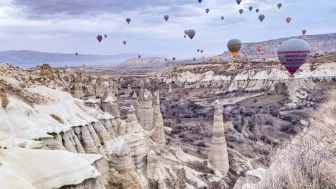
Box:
(153, 91), (166, 145)
(128, 84), (132, 95)
(208, 100), (229, 175)
(138, 81), (154, 131)
(132, 93), (140, 121)
(39, 64), (54, 76)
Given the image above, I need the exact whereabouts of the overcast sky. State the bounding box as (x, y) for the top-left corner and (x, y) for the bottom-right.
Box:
(0, 0), (335, 59)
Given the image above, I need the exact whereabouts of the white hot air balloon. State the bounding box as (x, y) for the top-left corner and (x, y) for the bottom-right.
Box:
(277, 39), (311, 76)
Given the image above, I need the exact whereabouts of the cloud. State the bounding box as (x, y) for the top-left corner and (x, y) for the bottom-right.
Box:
(0, 0), (335, 60)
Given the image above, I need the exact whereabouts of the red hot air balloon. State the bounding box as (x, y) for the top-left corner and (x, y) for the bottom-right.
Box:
(138, 55), (141, 58)
(277, 39), (311, 76)
(97, 35), (103, 42)
(286, 17), (291, 23)
(123, 41), (126, 45)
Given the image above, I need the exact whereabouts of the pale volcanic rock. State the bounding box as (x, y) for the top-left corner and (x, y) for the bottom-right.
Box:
(153, 91), (166, 145)
(80, 126), (99, 154)
(132, 92), (140, 121)
(0, 148), (101, 189)
(92, 122), (112, 142)
(208, 100), (229, 175)
(138, 81), (154, 131)
(168, 83), (173, 94)
(128, 84), (132, 95)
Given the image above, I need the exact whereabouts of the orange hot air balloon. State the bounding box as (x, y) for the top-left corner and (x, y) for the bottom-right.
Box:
(302, 29), (306, 35)
(257, 45), (262, 52)
(286, 17), (291, 23)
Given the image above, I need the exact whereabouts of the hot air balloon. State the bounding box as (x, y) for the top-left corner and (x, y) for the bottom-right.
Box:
(97, 35), (103, 42)
(197, 49), (200, 53)
(202, 55), (205, 59)
(165, 58), (168, 61)
(138, 55), (141, 58)
(227, 39), (242, 57)
(123, 41), (126, 45)
(214, 58), (218, 62)
(242, 51), (246, 56)
(257, 45), (262, 52)
(277, 3), (282, 9)
(164, 15), (169, 21)
(200, 50), (204, 53)
(172, 57), (176, 61)
(221, 16), (224, 20)
(187, 29), (196, 40)
(198, 0), (202, 3)
(256, 9), (259, 13)
(75, 52), (78, 56)
(104, 34), (107, 38)
(184, 35), (186, 38)
(302, 29), (306, 35)
(259, 14), (265, 22)
(249, 6), (253, 11)
(236, 0), (242, 5)
(205, 8), (209, 14)
(277, 39), (311, 76)
(126, 18), (131, 24)
(286, 17), (291, 23)
(261, 51), (265, 55)
(193, 57), (196, 61)
(239, 9), (243, 14)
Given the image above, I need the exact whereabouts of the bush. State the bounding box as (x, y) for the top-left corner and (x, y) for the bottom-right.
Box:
(197, 141), (207, 148)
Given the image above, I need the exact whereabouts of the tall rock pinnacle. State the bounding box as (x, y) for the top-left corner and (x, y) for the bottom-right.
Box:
(208, 100), (229, 174)
(153, 91), (166, 145)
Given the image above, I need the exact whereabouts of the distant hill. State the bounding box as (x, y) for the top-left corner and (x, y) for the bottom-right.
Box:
(115, 57), (166, 69)
(0, 50), (156, 68)
(221, 33), (336, 59)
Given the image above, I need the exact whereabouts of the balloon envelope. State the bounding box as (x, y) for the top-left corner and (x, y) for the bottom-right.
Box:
(197, 49), (200, 52)
(257, 45), (262, 52)
(198, 0), (202, 3)
(249, 6), (253, 11)
(165, 58), (168, 61)
(277, 39), (311, 75)
(184, 35), (186, 38)
(75, 52), (78, 56)
(206, 8), (209, 13)
(277, 3), (282, 9)
(138, 55), (141, 58)
(164, 15), (169, 21)
(104, 34), (107, 38)
(256, 9), (259, 13)
(123, 41), (126, 45)
(239, 9), (243, 14)
(126, 18), (131, 24)
(187, 29), (196, 40)
(200, 50), (204, 53)
(236, 0), (242, 5)
(227, 39), (242, 57)
(193, 57), (196, 61)
(221, 16), (224, 20)
(184, 30), (188, 34)
(97, 35), (103, 42)
(286, 17), (291, 23)
(172, 57), (176, 61)
(302, 29), (306, 35)
(259, 14), (265, 22)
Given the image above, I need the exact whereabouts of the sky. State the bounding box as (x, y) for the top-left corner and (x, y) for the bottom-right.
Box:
(0, 0), (335, 59)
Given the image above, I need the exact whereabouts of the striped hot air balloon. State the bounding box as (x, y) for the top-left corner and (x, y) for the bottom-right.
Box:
(277, 39), (311, 76)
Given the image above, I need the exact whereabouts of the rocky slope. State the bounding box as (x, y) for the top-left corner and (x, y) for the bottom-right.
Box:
(116, 57), (166, 69)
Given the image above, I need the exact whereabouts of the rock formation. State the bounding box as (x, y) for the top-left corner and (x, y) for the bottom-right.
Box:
(39, 64), (54, 76)
(208, 100), (229, 174)
(128, 84), (132, 95)
(152, 91), (166, 145)
(132, 92), (140, 122)
(168, 83), (172, 94)
(137, 81), (154, 131)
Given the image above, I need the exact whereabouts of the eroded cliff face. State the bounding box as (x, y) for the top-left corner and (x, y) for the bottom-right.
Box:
(1, 63), (230, 189)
